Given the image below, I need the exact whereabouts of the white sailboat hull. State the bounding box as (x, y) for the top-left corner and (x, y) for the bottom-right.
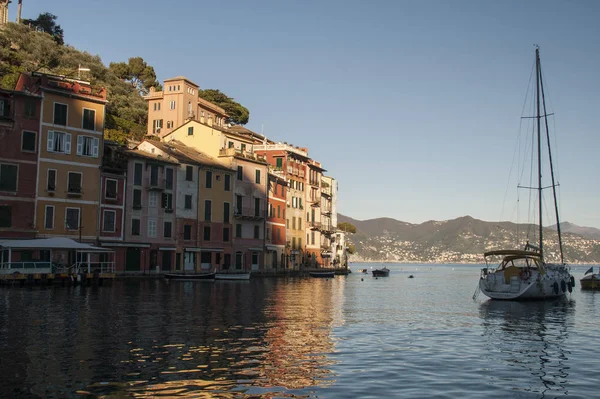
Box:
(479, 265), (572, 300)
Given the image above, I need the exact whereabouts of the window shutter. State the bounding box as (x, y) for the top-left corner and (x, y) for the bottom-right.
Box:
(47, 131), (54, 152)
(92, 138), (99, 158)
(162, 193), (167, 208)
(65, 134), (72, 154)
(76, 136), (83, 155)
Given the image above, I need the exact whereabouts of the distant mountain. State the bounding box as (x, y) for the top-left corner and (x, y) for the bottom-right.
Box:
(339, 214), (600, 264)
(551, 222), (600, 241)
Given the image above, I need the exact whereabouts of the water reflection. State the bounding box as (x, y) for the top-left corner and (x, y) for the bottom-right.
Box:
(0, 278), (343, 397)
(479, 299), (575, 398)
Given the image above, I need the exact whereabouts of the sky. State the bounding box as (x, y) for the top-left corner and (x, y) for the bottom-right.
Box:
(9, 0), (600, 228)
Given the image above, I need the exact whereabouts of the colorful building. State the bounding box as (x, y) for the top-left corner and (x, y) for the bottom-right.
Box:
(266, 170), (287, 269)
(306, 159), (326, 266)
(0, 88), (41, 238)
(15, 73), (107, 244)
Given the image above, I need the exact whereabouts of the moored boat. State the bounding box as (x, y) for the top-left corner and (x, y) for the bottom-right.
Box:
(371, 267), (389, 277)
(215, 272), (251, 280)
(309, 271), (335, 278)
(580, 267), (600, 289)
(164, 272), (215, 280)
(477, 47), (573, 301)
(357, 268), (368, 274)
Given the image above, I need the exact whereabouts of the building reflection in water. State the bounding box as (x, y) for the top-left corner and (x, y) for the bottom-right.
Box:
(0, 278), (346, 397)
(479, 299), (575, 398)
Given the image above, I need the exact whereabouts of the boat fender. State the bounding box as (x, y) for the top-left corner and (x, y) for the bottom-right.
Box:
(520, 269), (531, 280)
(570, 276), (575, 286)
(553, 281), (559, 294)
(561, 280), (566, 293)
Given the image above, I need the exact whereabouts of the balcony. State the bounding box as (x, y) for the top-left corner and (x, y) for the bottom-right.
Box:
(308, 221), (321, 230)
(322, 208), (332, 216)
(234, 207), (266, 220)
(311, 200), (321, 208)
(144, 177), (164, 191)
(319, 223), (335, 235)
(321, 187), (332, 197)
(219, 147), (266, 162)
(67, 184), (83, 197)
(105, 191), (118, 202)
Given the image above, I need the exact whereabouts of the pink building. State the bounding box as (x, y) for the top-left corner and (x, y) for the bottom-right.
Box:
(121, 150), (179, 273)
(0, 88), (41, 238)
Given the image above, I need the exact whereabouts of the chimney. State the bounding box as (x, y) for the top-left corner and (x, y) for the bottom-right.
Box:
(17, 0), (22, 23)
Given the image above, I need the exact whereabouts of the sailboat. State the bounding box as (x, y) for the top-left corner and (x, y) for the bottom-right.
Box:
(478, 47), (574, 300)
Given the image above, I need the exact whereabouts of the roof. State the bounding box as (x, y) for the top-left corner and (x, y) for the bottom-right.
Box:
(149, 140), (233, 172)
(483, 250), (541, 258)
(163, 76), (199, 87)
(125, 149), (180, 165)
(0, 237), (111, 251)
(197, 96), (227, 116)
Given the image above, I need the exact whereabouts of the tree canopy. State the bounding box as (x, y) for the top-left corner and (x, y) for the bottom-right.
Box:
(197, 89), (250, 125)
(22, 12), (64, 45)
(109, 57), (161, 95)
(338, 222), (357, 234)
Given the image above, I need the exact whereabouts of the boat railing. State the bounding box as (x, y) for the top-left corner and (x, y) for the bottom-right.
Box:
(71, 262), (116, 274)
(0, 261), (53, 275)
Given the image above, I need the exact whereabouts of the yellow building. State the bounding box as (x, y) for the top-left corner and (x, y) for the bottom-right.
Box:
(16, 73), (107, 241)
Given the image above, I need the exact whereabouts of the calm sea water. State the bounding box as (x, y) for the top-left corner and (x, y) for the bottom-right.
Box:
(1, 263), (599, 398)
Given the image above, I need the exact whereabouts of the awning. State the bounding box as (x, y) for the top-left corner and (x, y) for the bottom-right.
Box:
(249, 247), (263, 252)
(0, 237), (111, 251)
(159, 247), (177, 251)
(184, 247), (225, 253)
(266, 245), (281, 251)
(101, 242), (151, 248)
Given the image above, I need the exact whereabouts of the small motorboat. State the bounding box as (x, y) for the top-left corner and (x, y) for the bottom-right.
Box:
(309, 271), (335, 278)
(215, 272), (251, 280)
(164, 272), (215, 280)
(371, 267), (390, 277)
(357, 269), (368, 274)
(580, 267), (600, 289)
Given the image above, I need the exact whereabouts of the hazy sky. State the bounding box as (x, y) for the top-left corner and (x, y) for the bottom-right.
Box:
(11, 0), (600, 228)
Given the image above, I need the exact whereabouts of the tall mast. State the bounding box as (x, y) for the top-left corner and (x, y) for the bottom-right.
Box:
(539, 52), (565, 264)
(535, 46), (543, 260)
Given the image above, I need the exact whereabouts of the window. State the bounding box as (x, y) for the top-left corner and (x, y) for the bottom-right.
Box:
(44, 205), (54, 229)
(65, 208), (80, 230)
(235, 224), (242, 238)
(164, 221), (172, 238)
(237, 166), (243, 180)
(103, 210), (116, 232)
(224, 174), (231, 191)
(53, 103), (67, 125)
(67, 172), (82, 194)
(132, 189), (142, 208)
(228, 141), (234, 148)
(205, 171), (212, 188)
(0, 164), (18, 192)
(254, 225), (260, 239)
(170, 100), (176, 110)
(204, 200), (212, 221)
(255, 169), (261, 184)
(292, 217), (296, 230)
(184, 224), (192, 240)
(235, 195), (242, 214)
(162, 193), (173, 210)
(276, 157), (283, 169)
(223, 227), (230, 242)
(22, 131), (36, 152)
(185, 195), (192, 209)
(77, 136), (99, 157)
(133, 163), (143, 185)
(150, 165), (158, 186)
(223, 202), (230, 223)
(47, 131), (71, 154)
(148, 219), (157, 237)
(277, 205), (280, 218)
(105, 179), (117, 199)
(254, 198), (260, 217)
(131, 218), (140, 235)
(188, 126), (193, 135)
(203, 226), (211, 241)
(186, 165), (193, 181)
(0, 99), (5, 118)
(24, 99), (36, 118)
(311, 231), (315, 245)
(148, 191), (157, 207)
(298, 219), (302, 230)
(241, 143), (246, 152)
(0, 205), (11, 228)
(82, 108), (95, 130)
(45, 169), (56, 192)
(165, 168), (173, 189)
(152, 119), (163, 134)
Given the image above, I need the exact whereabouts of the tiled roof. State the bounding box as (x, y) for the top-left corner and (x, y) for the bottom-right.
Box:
(125, 149), (180, 164)
(151, 140), (233, 172)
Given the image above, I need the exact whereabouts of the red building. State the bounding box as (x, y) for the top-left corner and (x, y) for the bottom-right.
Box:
(266, 171), (287, 269)
(0, 88), (41, 238)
